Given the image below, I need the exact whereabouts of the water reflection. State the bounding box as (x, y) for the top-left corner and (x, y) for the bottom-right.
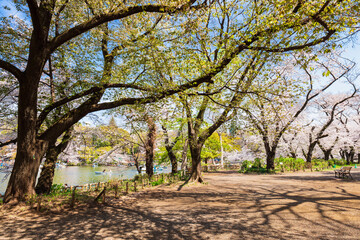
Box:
(0, 166), (170, 195)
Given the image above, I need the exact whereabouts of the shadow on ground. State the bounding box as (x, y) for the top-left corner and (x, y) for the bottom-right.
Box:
(1, 171), (360, 240)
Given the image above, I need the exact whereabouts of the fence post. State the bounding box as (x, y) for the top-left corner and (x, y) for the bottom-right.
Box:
(37, 195), (42, 211)
(134, 181), (137, 192)
(70, 187), (77, 208)
(125, 181), (129, 195)
(114, 184), (118, 198)
(102, 187), (106, 203)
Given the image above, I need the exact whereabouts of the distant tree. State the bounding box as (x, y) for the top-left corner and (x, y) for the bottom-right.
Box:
(301, 90), (357, 163)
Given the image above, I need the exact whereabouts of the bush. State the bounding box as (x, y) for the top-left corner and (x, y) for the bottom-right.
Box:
(275, 157), (305, 172)
(239, 160), (253, 173)
(245, 167), (269, 173)
(151, 178), (164, 186)
(49, 184), (70, 196)
(333, 158), (346, 166)
(312, 159), (329, 170)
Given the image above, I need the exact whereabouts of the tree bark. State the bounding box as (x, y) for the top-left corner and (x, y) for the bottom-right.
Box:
(35, 146), (58, 195)
(305, 142), (317, 163)
(162, 124), (181, 174)
(323, 150), (331, 161)
(35, 129), (72, 194)
(263, 137), (276, 171)
(189, 142), (204, 183)
(145, 117), (156, 177)
(266, 150), (276, 170)
(180, 139), (188, 170)
(4, 79), (48, 203)
(167, 147), (178, 174)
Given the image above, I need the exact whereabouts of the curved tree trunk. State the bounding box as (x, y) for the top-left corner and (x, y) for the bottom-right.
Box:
(167, 148), (178, 174)
(189, 143), (204, 183)
(305, 142), (317, 163)
(35, 129), (72, 194)
(162, 124), (182, 174)
(35, 146), (58, 195)
(180, 139), (188, 171)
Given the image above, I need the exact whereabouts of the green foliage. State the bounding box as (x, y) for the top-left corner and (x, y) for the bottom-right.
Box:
(238, 159), (274, 173)
(202, 133), (241, 160)
(48, 184), (70, 196)
(151, 178), (164, 186)
(328, 158), (347, 166)
(311, 159), (330, 170)
(275, 157), (306, 172)
(239, 160), (253, 173)
(245, 167), (270, 173)
(253, 158), (264, 168)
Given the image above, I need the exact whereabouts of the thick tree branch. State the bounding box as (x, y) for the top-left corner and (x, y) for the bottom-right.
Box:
(36, 83), (151, 129)
(26, 0), (40, 32)
(0, 139), (17, 148)
(0, 60), (23, 80)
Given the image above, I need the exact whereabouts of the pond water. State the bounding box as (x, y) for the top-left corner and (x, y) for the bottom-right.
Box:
(0, 165), (170, 195)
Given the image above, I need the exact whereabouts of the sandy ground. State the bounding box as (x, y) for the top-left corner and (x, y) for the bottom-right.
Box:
(1, 169), (360, 240)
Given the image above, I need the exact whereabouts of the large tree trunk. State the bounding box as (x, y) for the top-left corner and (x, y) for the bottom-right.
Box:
(323, 150), (331, 161)
(189, 143), (204, 183)
(3, 8), (53, 203)
(266, 150), (276, 170)
(344, 147), (355, 164)
(263, 139), (276, 170)
(4, 80), (47, 203)
(145, 117), (156, 177)
(305, 142), (317, 163)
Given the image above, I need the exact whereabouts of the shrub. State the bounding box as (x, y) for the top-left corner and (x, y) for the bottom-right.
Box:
(151, 178), (164, 186)
(239, 160), (253, 173)
(49, 184), (70, 196)
(334, 158), (346, 166)
(312, 159), (329, 170)
(275, 157), (305, 172)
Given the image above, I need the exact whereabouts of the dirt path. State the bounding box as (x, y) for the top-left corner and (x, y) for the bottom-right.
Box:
(1, 170), (360, 240)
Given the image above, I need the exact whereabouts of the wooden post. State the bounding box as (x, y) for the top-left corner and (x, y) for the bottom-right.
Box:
(102, 187), (106, 203)
(94, 187), (106, 203)
(114, 184), (118, 198)
(134, 181), (137, 192)
(70, 187), (77, 208)
(37, 195), (42, 211)
(125, 181), (129, 195)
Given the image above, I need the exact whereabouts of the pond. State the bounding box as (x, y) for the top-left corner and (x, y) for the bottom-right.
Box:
(0, 165), (170, 195)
